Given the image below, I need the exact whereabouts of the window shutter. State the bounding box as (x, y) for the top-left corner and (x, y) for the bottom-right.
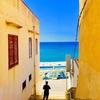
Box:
(8, 34), (19, 69)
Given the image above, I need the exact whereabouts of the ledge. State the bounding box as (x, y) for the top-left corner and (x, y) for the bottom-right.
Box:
(6, 21), (22, 28)
(28, 29), (39, 35)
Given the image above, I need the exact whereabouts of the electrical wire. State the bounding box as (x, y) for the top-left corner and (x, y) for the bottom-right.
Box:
(72, 0), (88, 59)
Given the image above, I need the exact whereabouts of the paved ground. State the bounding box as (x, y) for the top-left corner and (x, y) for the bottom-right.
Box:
(37, 79), (66, 100)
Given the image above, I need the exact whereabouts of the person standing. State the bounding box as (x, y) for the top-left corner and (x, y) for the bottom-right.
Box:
(43, 81), (51, 100)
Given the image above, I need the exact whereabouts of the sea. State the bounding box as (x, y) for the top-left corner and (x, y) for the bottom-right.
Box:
(40, 42), (79, 62)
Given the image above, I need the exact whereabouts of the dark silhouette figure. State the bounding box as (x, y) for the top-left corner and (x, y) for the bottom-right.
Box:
(43, 81), (51, 100)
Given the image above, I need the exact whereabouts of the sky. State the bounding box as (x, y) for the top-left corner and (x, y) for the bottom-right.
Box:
(24, 0), (79, 42)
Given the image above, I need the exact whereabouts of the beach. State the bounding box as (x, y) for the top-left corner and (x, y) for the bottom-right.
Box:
(40, 61), (66, 66)
(40, 61), (66, 80)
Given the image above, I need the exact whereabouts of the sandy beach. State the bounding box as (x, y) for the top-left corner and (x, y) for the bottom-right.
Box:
(40, 61), (66, 80)
(40, 61), (66, 66)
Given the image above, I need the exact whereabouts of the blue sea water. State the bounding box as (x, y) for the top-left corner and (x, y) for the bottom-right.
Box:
(40, 42), (79, 62)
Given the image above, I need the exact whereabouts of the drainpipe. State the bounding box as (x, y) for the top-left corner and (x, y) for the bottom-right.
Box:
(34, 62), (36, 99)
(33, 37), (36, 99)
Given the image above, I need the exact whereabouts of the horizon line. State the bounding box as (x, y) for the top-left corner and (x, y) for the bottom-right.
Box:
(40, 41), (79, 43)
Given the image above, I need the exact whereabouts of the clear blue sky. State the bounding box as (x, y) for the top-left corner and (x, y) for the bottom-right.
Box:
(24, 0), (79, 42)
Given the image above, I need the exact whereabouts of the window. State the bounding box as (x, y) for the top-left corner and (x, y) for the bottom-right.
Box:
(36, 39), (38, 55)
(29, 38), (32, 58)
(29, 74), (32, 82)
(22, 80), (26, 91)
(8, 34), (19, 69)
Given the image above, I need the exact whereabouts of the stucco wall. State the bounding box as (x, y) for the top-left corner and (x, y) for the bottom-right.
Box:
(76, 0), (100, 99)
(0, 0), (40, 100)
